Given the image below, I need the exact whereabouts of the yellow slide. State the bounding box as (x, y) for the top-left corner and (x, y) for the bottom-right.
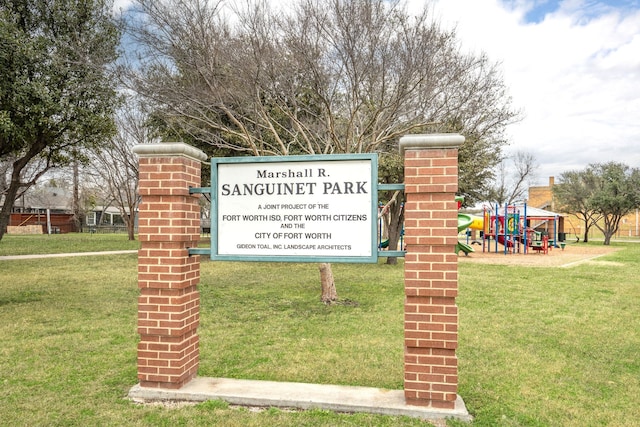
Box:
(458, 214), (484, 231)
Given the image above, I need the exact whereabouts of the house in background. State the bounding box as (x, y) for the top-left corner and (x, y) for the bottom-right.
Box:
(8, 186), (77, 234)
(7, 182), (137, 234)
(86, 205), (135, 230)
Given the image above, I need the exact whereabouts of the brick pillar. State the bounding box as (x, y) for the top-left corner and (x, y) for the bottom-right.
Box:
(132, 142), (208, 389)
(400, 134), (464, 409)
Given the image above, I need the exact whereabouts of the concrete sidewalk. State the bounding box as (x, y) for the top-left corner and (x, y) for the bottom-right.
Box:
(0, 250), (138, 261)
(129, 377), (472, 422)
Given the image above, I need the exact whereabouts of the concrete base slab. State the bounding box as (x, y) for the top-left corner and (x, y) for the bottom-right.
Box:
(128, 377), (472, 422)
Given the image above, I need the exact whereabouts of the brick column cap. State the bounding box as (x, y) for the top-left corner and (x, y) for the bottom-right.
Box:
(133, 142), (208, 163)
(399, 133), (465, 156)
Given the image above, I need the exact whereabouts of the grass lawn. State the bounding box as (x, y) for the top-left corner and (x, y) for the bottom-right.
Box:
(0, 233), (139, 256)
(0, 234), (638, 425)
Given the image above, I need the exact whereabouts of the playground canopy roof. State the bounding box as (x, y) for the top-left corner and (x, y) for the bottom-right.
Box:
(464, 205), (564, 220)
(511, 205), (563, 220)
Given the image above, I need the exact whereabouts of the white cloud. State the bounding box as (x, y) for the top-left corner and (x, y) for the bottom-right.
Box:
(113, 0), (134, 12)
(425, 0), (640, 183)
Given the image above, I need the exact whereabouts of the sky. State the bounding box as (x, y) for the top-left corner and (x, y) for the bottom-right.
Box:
(113, 0), (640, 185)
(421, 0), (640, 184)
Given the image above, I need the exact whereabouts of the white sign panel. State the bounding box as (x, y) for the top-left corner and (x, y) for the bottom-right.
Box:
(212, 154), (378, 262)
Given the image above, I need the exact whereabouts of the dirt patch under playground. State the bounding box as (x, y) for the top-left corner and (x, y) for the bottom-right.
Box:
(457, 243), (621, 267)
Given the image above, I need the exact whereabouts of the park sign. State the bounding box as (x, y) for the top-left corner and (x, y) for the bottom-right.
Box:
(210, 154), (378, 263)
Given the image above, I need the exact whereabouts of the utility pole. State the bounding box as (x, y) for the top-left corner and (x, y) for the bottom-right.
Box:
(73, 161), (81, 232)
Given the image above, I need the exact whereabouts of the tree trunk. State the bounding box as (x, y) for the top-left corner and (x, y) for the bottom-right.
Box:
(319, 263), (337, 304)
(0, 197), (12, 242)
(126, 215), (136, 241)
(0, 159), (28, 241)
(384, 193), (405, 265)
(582, 218), (590, 243)
(600, 218), (619, 246)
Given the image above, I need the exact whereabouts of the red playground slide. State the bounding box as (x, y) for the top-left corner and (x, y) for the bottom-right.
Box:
(497, 234), (514, 248)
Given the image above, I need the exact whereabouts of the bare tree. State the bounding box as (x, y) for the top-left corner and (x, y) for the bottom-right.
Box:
(122, 0), (519, 301)
(91, 100), (155, 240)
(487, 151), (538, 207)
(123, 0), (517, 156)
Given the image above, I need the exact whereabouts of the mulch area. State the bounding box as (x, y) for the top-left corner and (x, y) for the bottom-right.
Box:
(458, 242), (620, 267)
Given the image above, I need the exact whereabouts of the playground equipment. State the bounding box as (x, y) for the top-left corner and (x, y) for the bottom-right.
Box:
(455, 200), (562, 256)
(456, 214), (474, 255)
(456, 197), (484, 255)
(481, 204), (560, 254)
